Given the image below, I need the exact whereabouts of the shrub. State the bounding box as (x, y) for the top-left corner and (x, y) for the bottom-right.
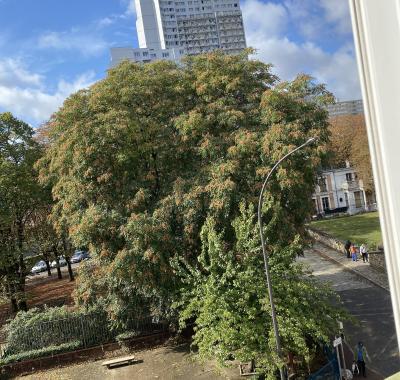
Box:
(116, 330), (140, 344)
(0, 341), (81, 366)
(4, 306), (111, 356)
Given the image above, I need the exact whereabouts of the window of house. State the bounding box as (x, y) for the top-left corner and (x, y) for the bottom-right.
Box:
(354, 191), (363, 208)
(318, 177), (328, 192)
(346, 173), (353, 182)
(322, 197), (330, 211)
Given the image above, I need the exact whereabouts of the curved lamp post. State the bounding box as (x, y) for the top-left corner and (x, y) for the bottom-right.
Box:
(257, 137), (317, 380)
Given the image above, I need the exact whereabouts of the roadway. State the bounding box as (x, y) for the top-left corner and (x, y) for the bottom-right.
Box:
(300, 248), (400, 378)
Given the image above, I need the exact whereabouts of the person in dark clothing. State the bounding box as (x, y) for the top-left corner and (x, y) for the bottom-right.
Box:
(354, 341), (370, 377)
(345, 240), (352, 258)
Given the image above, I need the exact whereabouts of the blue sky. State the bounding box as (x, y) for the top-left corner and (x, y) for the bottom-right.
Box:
(0, 0), (361, 126)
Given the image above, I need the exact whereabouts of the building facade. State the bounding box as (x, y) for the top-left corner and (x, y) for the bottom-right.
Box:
(326, 99), (364, 117)
(111, 0), (246, 67)
(312, 166), (376, 217)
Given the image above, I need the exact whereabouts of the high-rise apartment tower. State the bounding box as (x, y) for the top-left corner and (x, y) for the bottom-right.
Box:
(111, 0), (247, 66)
(326, 99), (364, 117)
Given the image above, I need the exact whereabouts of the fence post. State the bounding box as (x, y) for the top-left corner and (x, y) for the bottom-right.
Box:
(80, 316), (87, 348)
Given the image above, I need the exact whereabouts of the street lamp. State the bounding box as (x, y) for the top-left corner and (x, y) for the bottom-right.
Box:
(257, 137), (317, 380)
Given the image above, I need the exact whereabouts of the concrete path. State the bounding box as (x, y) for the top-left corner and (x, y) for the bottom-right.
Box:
(300, 246), (400, 379)
(312, 242), (389, 291)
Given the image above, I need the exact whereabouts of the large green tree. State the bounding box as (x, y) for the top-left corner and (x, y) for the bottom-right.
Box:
(0, 112), (44, 311)
(39, 51), (344, 374)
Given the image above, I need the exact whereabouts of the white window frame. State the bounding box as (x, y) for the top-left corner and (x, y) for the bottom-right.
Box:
(349, 0), (400, 350)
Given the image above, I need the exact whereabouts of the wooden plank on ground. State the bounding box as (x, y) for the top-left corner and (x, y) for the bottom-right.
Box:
(102, 355), (136, 368)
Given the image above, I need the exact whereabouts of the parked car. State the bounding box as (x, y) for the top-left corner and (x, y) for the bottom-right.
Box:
(70, 251), (90, 264)
(31, 260), (47, 274)
(50, 256), (67, 268)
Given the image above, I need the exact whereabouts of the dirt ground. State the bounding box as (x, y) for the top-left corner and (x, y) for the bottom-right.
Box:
(0, 272), (76, 329)
(15, 344), (242, 380)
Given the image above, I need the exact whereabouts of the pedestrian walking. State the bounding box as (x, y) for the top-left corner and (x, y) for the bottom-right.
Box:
(345, 240), (352, 259)
(351, 244), (358, 262)
(354, 341), (371, 377)
(360, 244), (369, 263)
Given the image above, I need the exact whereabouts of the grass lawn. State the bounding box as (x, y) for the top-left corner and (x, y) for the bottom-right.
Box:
(310, 211), (382, 249)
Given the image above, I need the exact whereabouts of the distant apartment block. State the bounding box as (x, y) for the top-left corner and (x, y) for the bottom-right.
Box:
(110, 0), (247, 67)
(312, 166), (376, 217)
(326, 99), (364, 117)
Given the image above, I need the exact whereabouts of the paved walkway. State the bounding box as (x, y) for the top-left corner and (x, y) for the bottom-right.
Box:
(312, 242), (390, 291)
(301, 247), (400, 378)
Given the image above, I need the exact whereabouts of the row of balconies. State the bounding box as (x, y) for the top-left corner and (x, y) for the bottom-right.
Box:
(176, 10), (241, 21)
(217, 17), (243, 23)
(177, 37), (245, 47)
(182, 41), (220, 47)
(178, 19), (217, 25)
(179, 32), (218, 39)
(218, 24), (244, 31)
(221, 43), (246, 49)
(179, 34), (241, 41)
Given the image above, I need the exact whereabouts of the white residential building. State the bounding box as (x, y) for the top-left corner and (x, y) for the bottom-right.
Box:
(110, 0), (246, 67)
(312, 166), (376, 217)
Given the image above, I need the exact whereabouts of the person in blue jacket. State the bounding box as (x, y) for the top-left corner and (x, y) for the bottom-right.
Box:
(354, 341), (371, 377)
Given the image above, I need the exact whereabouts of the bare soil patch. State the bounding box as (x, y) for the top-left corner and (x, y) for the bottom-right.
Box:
(0, 274), (75, 329)
(15, 343), (241, 380)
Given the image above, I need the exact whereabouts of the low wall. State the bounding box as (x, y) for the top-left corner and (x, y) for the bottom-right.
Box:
(368, 250), (387, 272)
(0, 331), (170, 378)
(308, 227), (387, 273)
(307, 228), (345, 254)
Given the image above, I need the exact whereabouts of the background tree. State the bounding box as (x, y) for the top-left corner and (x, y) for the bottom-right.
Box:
(0, 112), (44, 311)
(328, 114), (375, 194)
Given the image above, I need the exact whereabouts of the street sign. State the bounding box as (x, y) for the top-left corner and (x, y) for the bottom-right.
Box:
(333, 337), (342, 347)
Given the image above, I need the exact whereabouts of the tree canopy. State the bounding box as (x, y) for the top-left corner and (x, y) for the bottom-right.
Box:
(328, 114), (374, 193)
(0, 112), (45, 311)
(38, 51), (345, 375)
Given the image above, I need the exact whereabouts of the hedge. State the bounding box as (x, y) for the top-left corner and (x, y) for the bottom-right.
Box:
(0, 341), (81, 366)
(3, 306), (112, 356)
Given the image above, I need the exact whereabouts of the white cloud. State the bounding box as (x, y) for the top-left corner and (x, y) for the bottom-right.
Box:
(0, 59), (43, 88)
(283, 0), (352, 40)
(0, 59), (95, 124)
(125, 0), (136, 16)
(320, 0), (352, 35)
(96, 0), (136, 28)
(242, 0), (361, 100)
(38, 29), (108, 57)
(242, 0), (287, 38)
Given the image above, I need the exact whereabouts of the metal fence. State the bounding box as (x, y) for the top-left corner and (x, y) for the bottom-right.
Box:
(308, 354), (340, 380)
(2, 312), (167, 358)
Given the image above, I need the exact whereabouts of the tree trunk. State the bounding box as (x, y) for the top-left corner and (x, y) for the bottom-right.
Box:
(45, 259), (52, 276)
(5, 280), (18, 313)
(65, 257), (74, 281)
(10, 297), (18, 313)
(53, 247), (62, 279)
(17, 254), (27, 312)
(17, 298), (28, 312)
(16, 218), (27, 311)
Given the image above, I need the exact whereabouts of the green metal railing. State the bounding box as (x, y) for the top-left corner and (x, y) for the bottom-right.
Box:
(2, 312), (167, 358)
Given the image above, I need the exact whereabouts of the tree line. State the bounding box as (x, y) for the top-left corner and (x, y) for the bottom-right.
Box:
(0, 113), (75, 313)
